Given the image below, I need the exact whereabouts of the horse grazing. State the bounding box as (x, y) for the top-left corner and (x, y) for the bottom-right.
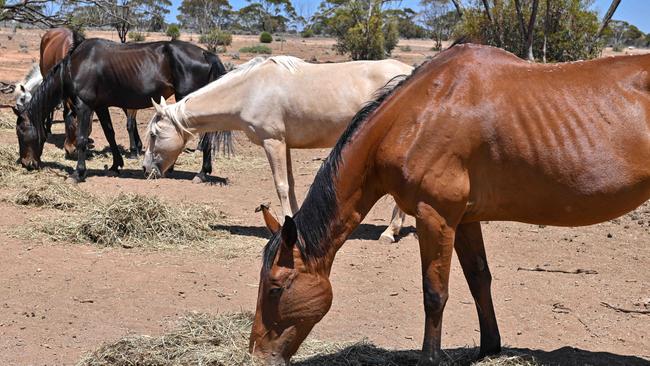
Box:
(249, 44), (650, 366)
(143, 56), (413, 241)
(14, 38), (226, 181)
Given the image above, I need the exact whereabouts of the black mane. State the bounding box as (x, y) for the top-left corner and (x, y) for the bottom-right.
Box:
(262, 70), (419, 271)
(24, 31), (84, 142)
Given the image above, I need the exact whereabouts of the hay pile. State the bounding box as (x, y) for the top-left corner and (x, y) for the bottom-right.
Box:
(41, 192), (228, 249)
(0, 144), (20, 176)
(13, 179), (91, 209)
(78, 312), (540, 366)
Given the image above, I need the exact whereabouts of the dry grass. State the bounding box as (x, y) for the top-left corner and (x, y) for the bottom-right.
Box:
(12, 178), (92, 209)
(0, 110), (14, 129)
(39, 192), (230, 249)
(78, 312), (540, 366)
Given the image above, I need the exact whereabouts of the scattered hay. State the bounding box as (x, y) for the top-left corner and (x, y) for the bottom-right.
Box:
(0, 110), (14, 129)
(40, 192), (229, 249)
(78, 312), (541, 366)
(13, 179), (91, 209)
(0, 144), (19, 175)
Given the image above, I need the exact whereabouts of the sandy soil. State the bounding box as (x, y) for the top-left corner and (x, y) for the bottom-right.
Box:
(0, 28), (649, 366)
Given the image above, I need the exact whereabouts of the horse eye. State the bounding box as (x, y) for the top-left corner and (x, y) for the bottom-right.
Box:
(269, 287), (283, 297)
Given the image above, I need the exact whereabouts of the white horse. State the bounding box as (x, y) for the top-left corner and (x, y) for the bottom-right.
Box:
(143, 56), (413, 242)
(14, 64), (43, 109)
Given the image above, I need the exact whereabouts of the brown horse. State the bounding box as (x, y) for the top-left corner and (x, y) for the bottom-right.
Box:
(38, 27), (80, 155)
(249, 44), (650, 366)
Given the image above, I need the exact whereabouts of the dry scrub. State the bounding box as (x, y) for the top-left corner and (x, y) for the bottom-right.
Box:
(0, 110), (14, 129)
(78, 312), (539, 366)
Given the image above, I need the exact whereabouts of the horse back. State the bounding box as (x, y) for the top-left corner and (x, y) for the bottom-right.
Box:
(39, 28), (75, 74)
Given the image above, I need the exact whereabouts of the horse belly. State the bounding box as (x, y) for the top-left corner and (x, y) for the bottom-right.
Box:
(464, 138), (650, 226)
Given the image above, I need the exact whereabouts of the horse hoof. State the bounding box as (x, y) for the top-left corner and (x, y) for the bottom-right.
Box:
(379, 234), (395, 245)
(127, 152), (139, 160)
(66, 175), (82, 184)
(192, 175), (207, 184)
(106, 169), (119, 177)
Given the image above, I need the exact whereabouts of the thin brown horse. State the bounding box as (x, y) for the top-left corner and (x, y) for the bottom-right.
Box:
(249, 44), (650, 366)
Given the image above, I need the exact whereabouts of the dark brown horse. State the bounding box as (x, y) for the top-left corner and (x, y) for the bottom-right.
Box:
(249, 44), (650, 365)
(15, 37), (226, 181)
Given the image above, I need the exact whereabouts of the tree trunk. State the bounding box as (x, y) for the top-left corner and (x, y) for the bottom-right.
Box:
(543, 0), (550, 63)
(450, 0), (463, 18)
(595, 0), (622, 40)
(514, 0), (539, 61)
(481, 0), (493, 23)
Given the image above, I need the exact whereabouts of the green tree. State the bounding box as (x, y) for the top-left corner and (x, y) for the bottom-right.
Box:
(420, 0), (461, 50)
(177, 0), (232, 34)
(317, 0), (401, 60)
(385, 8), (428, 39)
(454, 0), (611, 62)
(166, 23), (180, 40)
(236, 0), (297, 32)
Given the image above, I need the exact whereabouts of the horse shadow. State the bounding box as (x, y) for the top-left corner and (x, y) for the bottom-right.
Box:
(211, 223), (416, 242)
(294, 344), (650, 366)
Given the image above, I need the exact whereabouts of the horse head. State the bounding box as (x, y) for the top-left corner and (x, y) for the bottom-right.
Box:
(143, 97), (187, 178)
(249, 209), (333, 365)
(13, 105), (44, 170)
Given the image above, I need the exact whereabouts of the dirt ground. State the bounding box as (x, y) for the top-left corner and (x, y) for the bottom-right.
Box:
(0, 28), (649, 366)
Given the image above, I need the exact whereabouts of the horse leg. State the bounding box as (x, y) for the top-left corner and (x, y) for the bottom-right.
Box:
(415, 207), (455, 366)
(454, 222), (501, 358)
(63, 103), (77, 160)
(125, 108), (140, 159)
(45, 110), (53, 136)
(262, 139), (293, 218)
(193, 133), (213, 184)
(96, 107), (124, 176)
(285, 148), (299, 213)
(68, 100), (92, 183)
(380, 203), (407, 244)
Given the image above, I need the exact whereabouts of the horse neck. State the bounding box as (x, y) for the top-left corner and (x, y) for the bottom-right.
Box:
(296, 112), (390, 275)
(28, 64), (63, 129)
(180, 81), (247, 133)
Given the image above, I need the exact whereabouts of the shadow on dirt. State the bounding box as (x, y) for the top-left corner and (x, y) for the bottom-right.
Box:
(210, 223), (417, 242)
(295, 344), (650, 366)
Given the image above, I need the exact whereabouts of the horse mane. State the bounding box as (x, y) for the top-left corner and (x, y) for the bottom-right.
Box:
(16, 64), (42, 90)
(261, 71), (418, 271)
(22, 31), (84, 142)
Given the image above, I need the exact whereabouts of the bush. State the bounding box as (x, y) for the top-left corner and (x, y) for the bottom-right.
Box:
(166, 24), (180, 41)
(301, 29), (314, 38)
(259, 31), (273, 43)
(199, 29), (232, 52)
(399, 45), (412, 52)
(239, 45), (272, 54)
(128, 31), (146, 42)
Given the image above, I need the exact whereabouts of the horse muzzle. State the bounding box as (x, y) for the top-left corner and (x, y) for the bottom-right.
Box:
(20, 158), (40, 171)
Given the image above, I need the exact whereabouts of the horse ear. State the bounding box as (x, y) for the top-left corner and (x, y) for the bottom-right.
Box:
(256, 203), (280, 234)
(281, 216), (297, 248)
(160, 96), (167, 107)
(151, 98), (163, 115)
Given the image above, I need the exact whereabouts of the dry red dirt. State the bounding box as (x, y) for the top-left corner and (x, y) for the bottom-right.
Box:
(0, 28), (648, 366)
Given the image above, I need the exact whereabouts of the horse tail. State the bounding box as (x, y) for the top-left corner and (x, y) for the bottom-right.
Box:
(198, 131), (234, 157)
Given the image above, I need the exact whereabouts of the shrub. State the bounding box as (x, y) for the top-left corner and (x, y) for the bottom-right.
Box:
(301, 29), (314, 38)
(128, 31), (146, 42)
(199, 29), (232, 52)
(399, 45), (412, 52)
(259, 31), (273, 43)
(239, 45), (272, 54)
(166, 24), (180, 41)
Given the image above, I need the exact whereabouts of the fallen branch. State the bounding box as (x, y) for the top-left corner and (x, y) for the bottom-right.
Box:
(517, 266), (598, 274)
(600, 302), (650, 315)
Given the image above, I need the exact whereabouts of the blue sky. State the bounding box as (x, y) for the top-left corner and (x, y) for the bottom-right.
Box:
(165, 0), (650, 34)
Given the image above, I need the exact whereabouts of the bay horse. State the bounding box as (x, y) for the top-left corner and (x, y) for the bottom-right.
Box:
(14, 38), (227, 182)
(249, 44), (650, 366)
(143, 56), (412, 241)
